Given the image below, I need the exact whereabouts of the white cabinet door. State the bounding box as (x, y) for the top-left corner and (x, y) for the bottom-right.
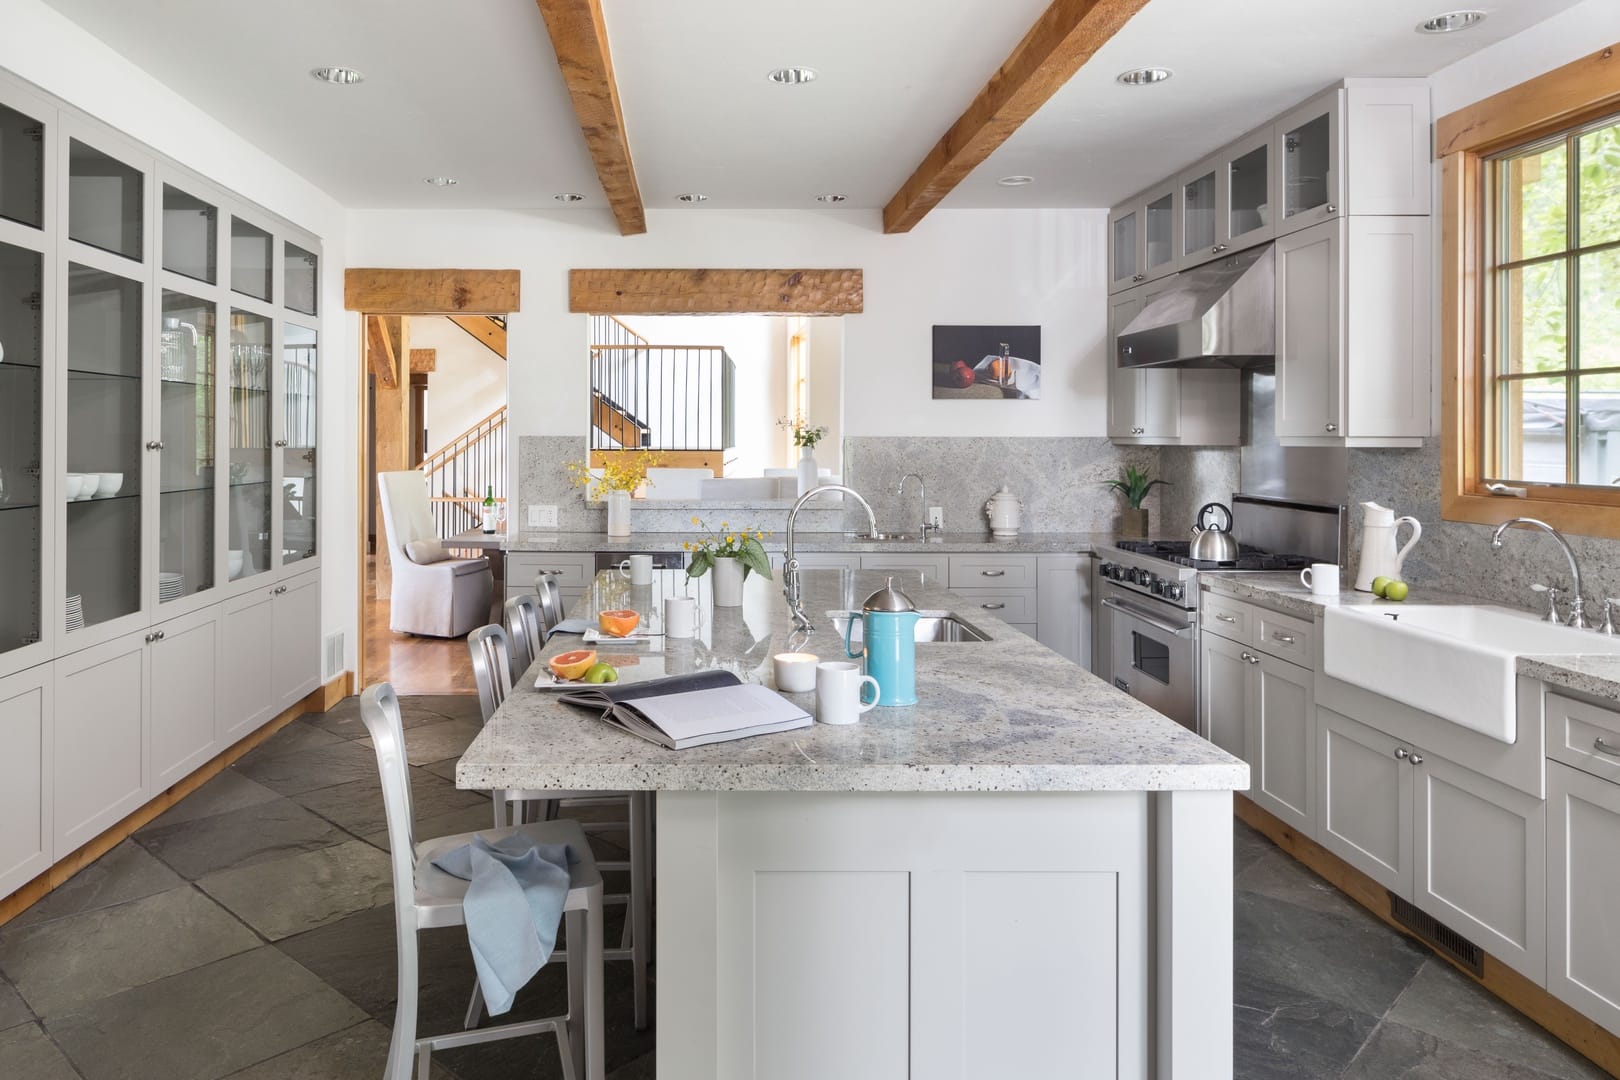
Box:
(1413, 749), (1546, 984)
(219, 585), (277, 743)
(273, 570), (321, 708)
(1036, 555), (1091, 668)
(1246, 652), (1315, 837)
(1317, 706), (1412, 895)
(859, 554), (948, 584)
(149, 605), (219, 790)
(1198, 632), (1249, 765)
(1107, 292), (1144, 439)
(54, 629), (147, 855)
(1275, 218), (1345, 439)
(1548, 761), (1620, 1034)
(1344, 216), (1431, 441)
(0, 665), (53, 898)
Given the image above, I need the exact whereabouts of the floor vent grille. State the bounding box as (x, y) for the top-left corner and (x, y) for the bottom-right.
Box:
(324, 632), (345, 681)
(1388, 892), (1484, 976)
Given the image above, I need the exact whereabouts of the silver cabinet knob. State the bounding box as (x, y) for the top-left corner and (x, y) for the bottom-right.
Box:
(1325, 423), (1338, 433)
(1409, 752), (1424, 766)
(144, 632), (157, 644)
(1394, 747), (1409, 760)
(1212, 244), (1227, 253)
(274, 439), (289, 448)
(1132, 273), (1145, 283)
(145, 440), (164, 451)
(1326, 204), (1337, 213)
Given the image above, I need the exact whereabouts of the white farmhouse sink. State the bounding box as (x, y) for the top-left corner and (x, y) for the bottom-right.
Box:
(1323, 604), (1620, 743)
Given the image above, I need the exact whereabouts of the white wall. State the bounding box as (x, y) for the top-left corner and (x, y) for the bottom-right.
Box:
(4, 0), (355, 676)
(807, 317), (844, 473)
(408, 317), (507, 455)
(1429, 0), (1620, 116)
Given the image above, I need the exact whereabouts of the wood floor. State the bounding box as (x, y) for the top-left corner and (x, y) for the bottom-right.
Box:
(362, 556), (478, 696)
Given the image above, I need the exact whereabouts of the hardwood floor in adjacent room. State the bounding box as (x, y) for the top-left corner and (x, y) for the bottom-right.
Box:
(362, 556), (481, 697)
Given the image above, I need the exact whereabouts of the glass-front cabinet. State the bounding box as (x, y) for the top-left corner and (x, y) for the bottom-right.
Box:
(1225, 127), (1273, 248)
(281, 324), (317, 566)
(1275, 89), (1343, 234)
(158, 289), (216, 604)
(1108, 204), (1140, 292)
(229, 309), (273, 580)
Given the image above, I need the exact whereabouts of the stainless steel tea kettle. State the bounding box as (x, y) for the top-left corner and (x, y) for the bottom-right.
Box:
(1189, 501), (1239, 563)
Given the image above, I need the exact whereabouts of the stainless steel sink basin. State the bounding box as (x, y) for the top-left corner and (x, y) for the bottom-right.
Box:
(848, 532), (916, 543)
(829, 610), (991, 643)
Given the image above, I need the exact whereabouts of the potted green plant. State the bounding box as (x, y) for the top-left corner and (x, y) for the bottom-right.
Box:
(1104, 465), (1169, 540)
(685, 518), (772, 606)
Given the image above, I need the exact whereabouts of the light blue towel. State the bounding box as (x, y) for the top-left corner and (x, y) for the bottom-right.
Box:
(431, 833), (575, 1016)
(550, 618), (589, 635)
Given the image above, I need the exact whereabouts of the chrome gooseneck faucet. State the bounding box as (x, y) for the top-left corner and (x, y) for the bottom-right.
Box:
(784, 484), (877, 633)
(1490, 516), (1589, 628)
(897, 472), (932, 538)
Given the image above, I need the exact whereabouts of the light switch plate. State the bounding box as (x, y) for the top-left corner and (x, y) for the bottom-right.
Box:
(529, 504), (559, 528)
(927, 506), (944, 530)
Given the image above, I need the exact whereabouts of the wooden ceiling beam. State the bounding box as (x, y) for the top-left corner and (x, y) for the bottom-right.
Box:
(344, 269), (521, 314)
(447, 316), (508, 359)
(534, 0), (647, 236)
(881, 0), (1151, 234)
(366, 315), (400, 389)
(409, 348), (438, 373)
(569, 268), (864, 315)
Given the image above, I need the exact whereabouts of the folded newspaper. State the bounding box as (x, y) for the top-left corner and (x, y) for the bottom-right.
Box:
(558, 670), (812, 750)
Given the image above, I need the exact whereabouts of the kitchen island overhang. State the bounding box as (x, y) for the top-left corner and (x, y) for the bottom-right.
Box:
(457, 569), (1247, 1079)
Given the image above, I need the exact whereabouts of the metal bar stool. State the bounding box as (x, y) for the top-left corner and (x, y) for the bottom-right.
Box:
(360, 683), (605, 1080)
(504, 594), (546, 680)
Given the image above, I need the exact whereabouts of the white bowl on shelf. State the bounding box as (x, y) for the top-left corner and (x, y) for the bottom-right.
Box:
(64, 474), (84, 500)
(94, 472), (123, 499)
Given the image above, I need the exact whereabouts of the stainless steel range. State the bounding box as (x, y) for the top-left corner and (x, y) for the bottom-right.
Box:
(1097, 494), (1342, 734)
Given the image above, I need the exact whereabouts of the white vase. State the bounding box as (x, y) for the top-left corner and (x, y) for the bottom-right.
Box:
(796, 446), (818, 497)
(605, 490), (631, 537)
(712, 555), (745, 607)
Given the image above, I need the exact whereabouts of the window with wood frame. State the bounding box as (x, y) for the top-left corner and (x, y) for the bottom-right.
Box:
(1440, 43), (1620, 539)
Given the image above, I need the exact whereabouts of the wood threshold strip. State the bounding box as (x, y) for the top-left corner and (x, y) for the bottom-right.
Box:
(533, 0), (647, 236)
(1234, 796), (1620, 1076)
(0, 672), (356, 930)
(881, 0), (1151, 234)
(568, 268), (864, 315)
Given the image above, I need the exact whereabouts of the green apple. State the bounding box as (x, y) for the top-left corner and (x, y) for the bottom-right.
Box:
(1383, 580), (1409, 602)
(1371, 575), (1393, 597)
(584, 662), (619, 684)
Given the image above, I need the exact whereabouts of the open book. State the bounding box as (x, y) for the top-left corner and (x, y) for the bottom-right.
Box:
(558, 670), (812, 750)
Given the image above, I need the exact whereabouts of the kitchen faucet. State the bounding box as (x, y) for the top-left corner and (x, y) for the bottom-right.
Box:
(897, 473), (933, 537)
(1490, 517), (1590, 628)
(784, 484), (878, 633)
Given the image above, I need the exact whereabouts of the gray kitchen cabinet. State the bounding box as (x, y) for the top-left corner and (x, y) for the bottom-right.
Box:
(1548, 760), (1620, 1034)
(1107, 202), (1141, 292)
(859, 553), (948, 584)
(218, 585), (277, 743)
(0, 664), (52, 899)
(272, 568), (321, 709)
(1198, 631), (1249, 763)
(1274, 219), (1343, 439)
(148, 605), (219, 791)
(1413, 747), (1545, 983)
(1247, 651), (1315, 837)
(1317, 705), (1412, 895)
(506, 550), (594, 611)
(1036, 554), (1092, 667)
(1109, 280), (1241, 447)
(53, 628), (148, 855)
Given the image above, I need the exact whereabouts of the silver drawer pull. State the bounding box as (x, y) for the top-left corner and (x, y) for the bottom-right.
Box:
(1215, 613), (1237, 624)
(981, 602), (1006, 610)
(1271, 631), (1296, 645)
(981, 569), (1006, 577)
(1596, 737), (1620, 758)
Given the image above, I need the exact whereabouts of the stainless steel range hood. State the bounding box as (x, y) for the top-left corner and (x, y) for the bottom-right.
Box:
(1117, 245), (1275, 369)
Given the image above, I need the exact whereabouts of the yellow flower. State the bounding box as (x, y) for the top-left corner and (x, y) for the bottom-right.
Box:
(691, 516), (699, 525)
(727, 534), (736, 546)
(682, 541), (691, 551)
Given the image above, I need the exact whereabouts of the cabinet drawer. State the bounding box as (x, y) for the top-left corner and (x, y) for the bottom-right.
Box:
(1255, 608), (1314, 666)
(860, 553), (949, 584)
(508, 552), (595, 590)
(948, 555), (1036, 590)
(1201, 595), (1253, 645)
(949, 589), (1033, 623)
(1546, 691), (1620, 785)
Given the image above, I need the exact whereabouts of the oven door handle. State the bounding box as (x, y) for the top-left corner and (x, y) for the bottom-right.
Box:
(1101, 597), (1196, 638)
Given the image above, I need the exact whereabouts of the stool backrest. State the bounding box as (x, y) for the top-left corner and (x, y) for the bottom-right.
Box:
(468, 623), (514, 724)
(535, 572), (566, 633)
(360, 682), (418, 882)
(504, 594), (544, 678)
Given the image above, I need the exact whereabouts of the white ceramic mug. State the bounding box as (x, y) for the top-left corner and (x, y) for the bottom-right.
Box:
(1300, 563), (1340, 596)
(619, 554), (654, 586)
(815, 661), (880, 726)
(773, 652), (819, 693)
(664, 595), (696, 639)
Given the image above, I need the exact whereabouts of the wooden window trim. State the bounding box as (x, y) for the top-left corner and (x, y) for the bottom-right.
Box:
(1440, 42), (1620, 539)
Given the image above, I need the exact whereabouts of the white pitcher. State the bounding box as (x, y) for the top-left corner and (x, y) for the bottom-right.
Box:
(1355, 501), (1422, 592)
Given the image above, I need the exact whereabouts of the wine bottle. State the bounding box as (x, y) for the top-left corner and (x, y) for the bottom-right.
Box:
(481, 485), (497, 534)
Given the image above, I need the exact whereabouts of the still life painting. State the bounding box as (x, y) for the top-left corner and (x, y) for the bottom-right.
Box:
(931, 324), (1041, 400)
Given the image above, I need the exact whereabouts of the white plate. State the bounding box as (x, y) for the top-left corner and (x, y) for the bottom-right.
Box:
(534, 655), (669, 691)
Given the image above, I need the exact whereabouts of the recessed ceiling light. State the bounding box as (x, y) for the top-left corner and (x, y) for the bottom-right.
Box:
(1116, 67), (1172, 86)
(310, 66), (364, 85)
(998, 175), (1036, 187)
(423, 176), (458, 187)
(767, 67), (818, 85)
(676, 193), (709, 203)
(815, 193), (847, 204)
(1418, 9), (1485, 32)
(553, 192), (585, 203)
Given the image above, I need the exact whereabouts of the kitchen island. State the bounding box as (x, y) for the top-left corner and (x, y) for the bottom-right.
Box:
(457, 569), (1248, 1079)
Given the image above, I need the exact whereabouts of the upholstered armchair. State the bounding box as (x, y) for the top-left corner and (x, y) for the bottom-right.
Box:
(376, 471), (493, 638)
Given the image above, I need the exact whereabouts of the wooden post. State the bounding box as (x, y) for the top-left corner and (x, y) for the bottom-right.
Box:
(371, 315), (412, 595)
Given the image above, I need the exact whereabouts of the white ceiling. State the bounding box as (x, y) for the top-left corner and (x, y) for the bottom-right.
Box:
(39, 0), (1587, 214)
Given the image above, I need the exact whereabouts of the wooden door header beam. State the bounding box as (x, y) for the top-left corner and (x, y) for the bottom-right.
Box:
(344, 269), (521, 314)
(535, 0), (647, 236)
(366, 315), (400, 389)
(569, 268), (864, 315)
(882, 0), (1151, 234)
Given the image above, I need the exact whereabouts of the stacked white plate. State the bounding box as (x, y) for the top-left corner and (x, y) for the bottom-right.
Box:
(159, 571), (184, 603)
(65, 594), (84, 632)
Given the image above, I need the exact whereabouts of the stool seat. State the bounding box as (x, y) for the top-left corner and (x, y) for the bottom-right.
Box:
(413, 819), (602, 931)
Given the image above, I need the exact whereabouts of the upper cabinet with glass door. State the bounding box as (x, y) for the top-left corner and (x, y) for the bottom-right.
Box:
(280, 239), (319, 570)
(1108, 203), (1141, 292)
(1108, 181), (1181, 293)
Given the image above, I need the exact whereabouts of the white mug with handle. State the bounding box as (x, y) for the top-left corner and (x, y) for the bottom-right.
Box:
(815, 661), (880, 726)
(618, 554), (654, 585)
(1300, 563), (1340, 596)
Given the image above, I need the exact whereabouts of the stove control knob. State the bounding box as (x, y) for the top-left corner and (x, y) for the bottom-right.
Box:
(1132, 568), (1152, 587)
(1163, 582), (1185, 601)
(1099, 562), (1116, 580)
(1149, 578), (1165, 596)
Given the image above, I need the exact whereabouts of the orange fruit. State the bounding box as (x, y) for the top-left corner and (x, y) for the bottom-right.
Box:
(549, 649), (598, 681)
(598, 609), (641, 637)
(988, 358), (1006, 381)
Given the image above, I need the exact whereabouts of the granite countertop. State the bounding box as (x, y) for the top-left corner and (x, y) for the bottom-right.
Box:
(1203, 573), (1620, 706)
(456, 568), (1248, 794)
(455, 528), (1119, 556)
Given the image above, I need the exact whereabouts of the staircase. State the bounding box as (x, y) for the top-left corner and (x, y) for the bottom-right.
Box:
(588, 314), (735, 471)
(420, 405), (507, 536)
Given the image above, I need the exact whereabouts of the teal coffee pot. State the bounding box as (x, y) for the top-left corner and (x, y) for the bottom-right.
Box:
(845, 577), (918, 707)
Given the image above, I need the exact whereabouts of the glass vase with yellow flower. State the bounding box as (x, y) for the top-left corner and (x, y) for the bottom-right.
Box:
(685, 518), (771, 607)
(566, 451), (659, 538)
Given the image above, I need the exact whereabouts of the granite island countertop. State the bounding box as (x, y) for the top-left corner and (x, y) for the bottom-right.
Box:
(1203, 572), (1620, 707)
(451, 528), (1120, 556)
(456, 568), (1248, 794)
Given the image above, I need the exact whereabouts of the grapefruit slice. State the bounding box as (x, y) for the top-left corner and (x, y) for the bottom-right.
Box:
(548, 649), (598, 681)
(598, 609), (641, 637)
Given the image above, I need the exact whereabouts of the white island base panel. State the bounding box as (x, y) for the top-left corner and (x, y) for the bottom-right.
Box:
(656, 789), (1233, 1080)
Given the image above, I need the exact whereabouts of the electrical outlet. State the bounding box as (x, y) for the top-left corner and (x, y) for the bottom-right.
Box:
(927, 506), (944, 530)
(529, 504), (559, 528)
